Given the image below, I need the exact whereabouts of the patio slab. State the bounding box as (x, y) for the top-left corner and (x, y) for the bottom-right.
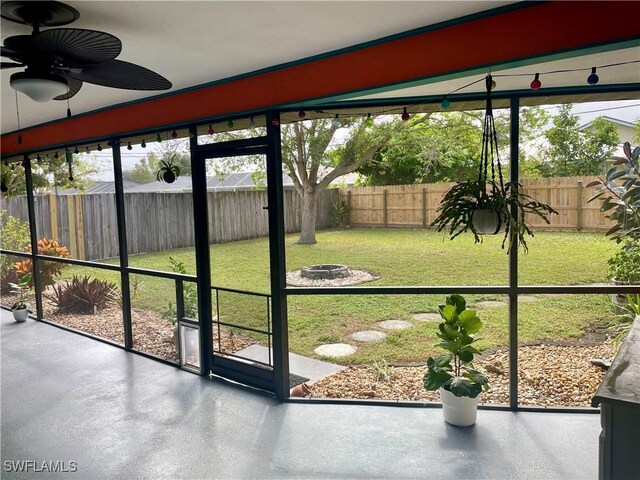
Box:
(233, 344), (346, 384)
(1, 309), (601, 480)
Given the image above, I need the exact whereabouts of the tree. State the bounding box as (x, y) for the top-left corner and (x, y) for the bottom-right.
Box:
(541, 105), (619, 177)
(282, 116), (426, 244)
(1, 153), (99, 197)
(122, 152), (160, 184)
(358, 107), (549, 185)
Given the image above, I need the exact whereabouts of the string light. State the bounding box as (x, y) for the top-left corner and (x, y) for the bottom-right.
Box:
(298, 109), (306, 119)
(127, 142), (133, 150)
(86, 146), (90, 153)
(156, 133), (162, 142)
(208, 124), (214, 135)
(97, 144), (102, 152)
(54, 152), (59, 159)
(530, 73), (541, 90)
(227, 119), (234, 128)
(332, 114), (341, 127)
(441, 97), (451, 109)
(74, 146), (79, 154)
(141, 139), (146, 148)
(171, 130), (178, 139)
(36, 154), (41, 161)
(271, 117), (280, 126)
(364, 113), (374, 127)
(249, 117), (256, 128)
(587, 67), (599, 85)
(401, 107), (410, 121)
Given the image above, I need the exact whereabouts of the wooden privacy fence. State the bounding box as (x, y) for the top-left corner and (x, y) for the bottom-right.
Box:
(1, 189), (338, 261)
(340, 176), (615, 232)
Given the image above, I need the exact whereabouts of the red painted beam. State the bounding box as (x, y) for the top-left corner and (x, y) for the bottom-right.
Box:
(2, 1), (639, 155)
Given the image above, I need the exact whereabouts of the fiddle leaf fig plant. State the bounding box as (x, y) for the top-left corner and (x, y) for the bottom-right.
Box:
(423, 294), (489, 398)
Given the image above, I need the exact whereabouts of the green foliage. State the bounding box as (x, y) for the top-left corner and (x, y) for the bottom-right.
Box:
(587, 142), (640, 243)
(9, 273), (32, 312)
(46, 275), (118, 314)
(610, 295), (640, 342)
(14, 238), (70, 288)
(606, 240), (640, 283)
(423, 294), (489, 398)
(123, 149), (191, 185)
(541, 106), (619, 177)
(161, 256), (198, 323)
(430, 179), (557, 253)
(329, 200), (351, 227)
(0, 211), (30, 292)
(372, 359), (392, 382)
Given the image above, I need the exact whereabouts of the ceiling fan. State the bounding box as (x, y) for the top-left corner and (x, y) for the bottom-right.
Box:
(1, 0), (172, 103)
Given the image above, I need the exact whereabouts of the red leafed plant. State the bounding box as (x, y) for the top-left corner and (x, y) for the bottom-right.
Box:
(14, 238), (70, 288)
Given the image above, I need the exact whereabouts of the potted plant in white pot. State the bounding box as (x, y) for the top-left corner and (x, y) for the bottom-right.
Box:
(423, 294), (488, 426)
(9, 272), (32, 322)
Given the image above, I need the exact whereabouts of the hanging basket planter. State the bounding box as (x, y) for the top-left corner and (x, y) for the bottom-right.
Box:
(431, 75), (557, 253)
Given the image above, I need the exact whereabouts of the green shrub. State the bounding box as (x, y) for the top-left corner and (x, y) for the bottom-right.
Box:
(0, 211), (30, 292)
(329, 200), (351, 228)
(607, 240), (640, 283)
(161, 256), (198, 323)
(46, 275), (118, 314)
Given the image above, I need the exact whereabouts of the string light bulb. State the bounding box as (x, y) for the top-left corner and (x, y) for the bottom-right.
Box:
(74, 146), (79, 154)
(332, 114), (341, 127)
(171, 130), (178, 139)
(491, 78), (497, 90)
(36, 154), (41, 162)
(97, 144), (102, 152)
(54, 152), (59, 159)
(587, 67), (599, 85)
(127, 142), (132, 150)
(156, 133), (162, 142)
(401, 107), (410, 121)
(141, 139), (146, 148)
(249, 117), (256, 128)
(441, 97), (450, 109)
(530, 73), (541, 90)
(17, 134), (22, 144)
(208, 124), (214, 135)
(364, 113), (374, 127)
(271, 117), (280, 126)
(227, 119), (234, 128)
(298, 109), (306, 119)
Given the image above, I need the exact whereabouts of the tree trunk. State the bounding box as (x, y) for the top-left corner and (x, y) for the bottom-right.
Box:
(297, 190), (318, 244)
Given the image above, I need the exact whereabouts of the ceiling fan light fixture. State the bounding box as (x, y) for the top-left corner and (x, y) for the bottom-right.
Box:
(9, 71), (68, 102)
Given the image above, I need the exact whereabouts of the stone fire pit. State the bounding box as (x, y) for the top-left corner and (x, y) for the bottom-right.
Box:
(301, 264), (351, 280)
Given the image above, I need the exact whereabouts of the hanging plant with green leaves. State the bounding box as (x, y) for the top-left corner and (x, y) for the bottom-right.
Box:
(156, 154), (180, 184)
(431, 75), (557, 253)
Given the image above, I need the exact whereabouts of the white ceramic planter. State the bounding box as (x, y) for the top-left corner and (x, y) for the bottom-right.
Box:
(471, 208), (503, 235)
(12, 308), (29, 322)
(439, 387), (480, 427)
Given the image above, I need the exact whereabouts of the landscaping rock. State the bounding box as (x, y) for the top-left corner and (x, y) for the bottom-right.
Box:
(377, 319), (413, 330)
(350, 330), (387, 343)
(314, 343), (357, 357)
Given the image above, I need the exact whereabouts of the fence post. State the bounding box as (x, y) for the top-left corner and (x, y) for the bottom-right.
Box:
(422, 187), (427, 228)
(577, 181), (583, 231)
(347, 190), (352, 226)
(66, 195), (78, 257)
(383, 189), (388, 227)
(49, 194), (58, 240)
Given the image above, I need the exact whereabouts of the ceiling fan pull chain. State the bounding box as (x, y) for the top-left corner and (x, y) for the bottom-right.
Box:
(14, 89), (22, 144)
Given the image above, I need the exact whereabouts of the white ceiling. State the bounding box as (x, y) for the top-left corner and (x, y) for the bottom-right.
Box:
(1, 0), (513, 133)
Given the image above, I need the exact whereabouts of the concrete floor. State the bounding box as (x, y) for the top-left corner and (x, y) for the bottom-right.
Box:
(1, 310), (600, 479)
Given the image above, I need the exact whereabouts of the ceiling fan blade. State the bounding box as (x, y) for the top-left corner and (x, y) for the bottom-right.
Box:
(68, 59), (172, 91)
(32, 28), (122, 65)
(1, 61), (23, 69)
(53, 74), (82, 100)
(2, 44), (25, 62)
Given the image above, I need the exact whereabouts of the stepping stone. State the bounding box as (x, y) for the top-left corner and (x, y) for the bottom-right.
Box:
(412, 313), (441, 322)
(377, 319), (412, 330)
(350, 330), (387, 342)
(314, 343), (356, 357)
(474, 300), (508, 309)
(518, 295), (538, 303)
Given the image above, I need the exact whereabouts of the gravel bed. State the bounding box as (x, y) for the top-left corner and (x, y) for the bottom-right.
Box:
(3, 291), (252, 362)
(309, 343), (617, 407)
(287, 269), (379, 287)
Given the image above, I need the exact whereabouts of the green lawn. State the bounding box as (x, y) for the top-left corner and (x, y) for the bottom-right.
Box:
(63, 228), (618, 364)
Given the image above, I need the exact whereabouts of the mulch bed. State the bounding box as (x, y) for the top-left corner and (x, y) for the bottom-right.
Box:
(309, 342), (617, 407)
